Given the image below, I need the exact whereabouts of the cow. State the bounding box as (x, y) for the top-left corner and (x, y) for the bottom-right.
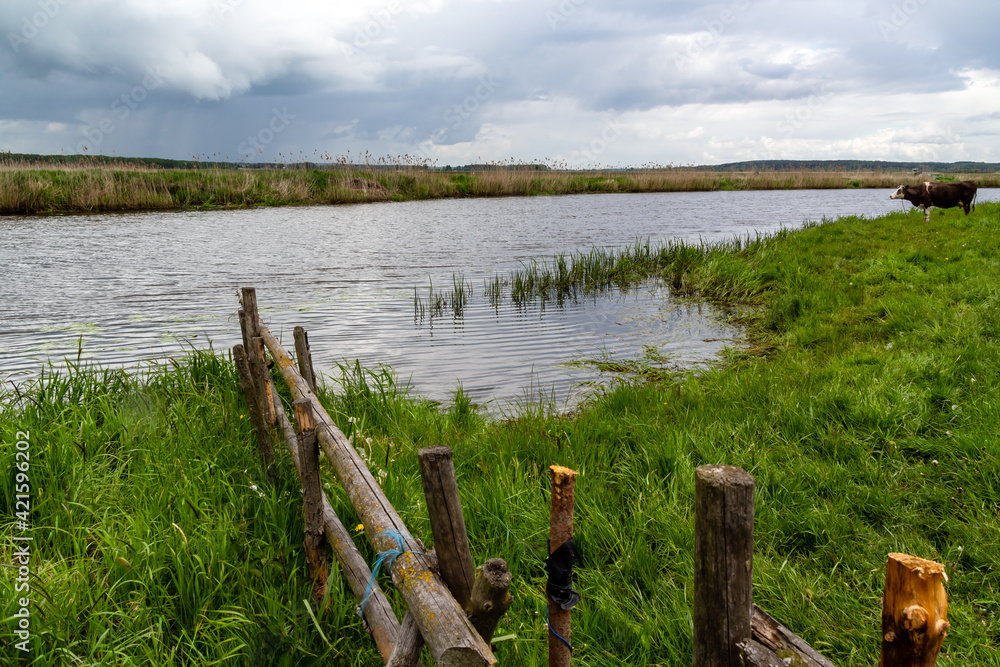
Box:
(889, 180), (978, 222)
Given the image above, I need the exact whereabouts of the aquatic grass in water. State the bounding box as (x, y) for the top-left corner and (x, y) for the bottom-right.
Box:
(413, 274), (474, 322)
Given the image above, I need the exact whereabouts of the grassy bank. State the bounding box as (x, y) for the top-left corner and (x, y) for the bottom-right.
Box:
(3, 204), (1000, 665)
(3, 161), (1000, 215)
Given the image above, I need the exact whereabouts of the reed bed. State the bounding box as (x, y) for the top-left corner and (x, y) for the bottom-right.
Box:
(4, 160), (997, 215)
(415, 235), (770, 322)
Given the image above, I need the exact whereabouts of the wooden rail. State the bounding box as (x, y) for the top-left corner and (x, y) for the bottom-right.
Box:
(255, 313), (495, 667)
(267, 383), (405, 663)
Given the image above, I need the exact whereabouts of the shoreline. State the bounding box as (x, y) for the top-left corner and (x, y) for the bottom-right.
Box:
(3, 166), (999, 215)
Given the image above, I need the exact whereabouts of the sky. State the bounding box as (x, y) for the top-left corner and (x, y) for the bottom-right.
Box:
(1, 0), (998, 168)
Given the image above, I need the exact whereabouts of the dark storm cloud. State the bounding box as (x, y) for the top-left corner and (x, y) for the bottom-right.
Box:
(1, 0), (997, 163)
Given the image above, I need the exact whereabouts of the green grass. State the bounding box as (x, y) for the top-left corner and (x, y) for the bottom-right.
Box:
(4, 203), (1000, 665)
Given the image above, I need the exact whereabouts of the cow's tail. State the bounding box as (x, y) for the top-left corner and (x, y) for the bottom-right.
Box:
(972, 188), (978, 213)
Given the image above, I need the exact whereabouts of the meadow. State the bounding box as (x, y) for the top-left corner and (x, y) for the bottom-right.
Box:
(2, 203), (1000, 665)
(2, 157), (999, 215)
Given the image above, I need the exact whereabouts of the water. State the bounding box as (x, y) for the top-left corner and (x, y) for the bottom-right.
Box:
(2, 188), (996, 408)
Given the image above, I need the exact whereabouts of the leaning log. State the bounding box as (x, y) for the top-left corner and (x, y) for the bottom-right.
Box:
(880, 553), (949, 667)
(258, 318), (495, 667)
(750, 604), (835, 667)
(270, 385), (404, 663)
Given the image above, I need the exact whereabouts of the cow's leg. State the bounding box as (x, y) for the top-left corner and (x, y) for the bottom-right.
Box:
(920, 205), (930, 222)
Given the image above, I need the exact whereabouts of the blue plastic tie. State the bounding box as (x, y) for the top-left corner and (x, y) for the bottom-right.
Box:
(357, 530), (424, 618)
(546, 606), (574, 652)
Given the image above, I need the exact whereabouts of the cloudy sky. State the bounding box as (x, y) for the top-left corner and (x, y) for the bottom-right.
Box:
(1, 0), (998, 167)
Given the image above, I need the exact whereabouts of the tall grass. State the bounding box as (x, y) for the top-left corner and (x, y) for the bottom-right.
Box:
(4, 161), (998, 215)
(4, 203), (1000, 665)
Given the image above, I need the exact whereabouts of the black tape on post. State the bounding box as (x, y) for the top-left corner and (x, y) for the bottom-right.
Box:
(545, 538), (581, 612)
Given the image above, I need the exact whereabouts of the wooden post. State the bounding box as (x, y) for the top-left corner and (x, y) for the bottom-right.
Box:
(880, 553), (949, 667)
(468, 558), (513, 644)
(252, 336), (277, 427)
(233, 344), (276, 472)
(548, 465), (578, 667)
(390, 446), (478, 667)
(256, 318), (495, 667)
(294, 325), (318, 393)
(294, 398), (328, 606)
(269, 385), (410, 665)
(240, 288), (276, 427)
(240, 287), (261, 350)
(692, 465), (754, 667)
(418, 446), (476, 609)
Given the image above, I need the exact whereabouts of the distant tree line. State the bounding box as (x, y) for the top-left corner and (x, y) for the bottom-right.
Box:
(3, 151), (997, 173)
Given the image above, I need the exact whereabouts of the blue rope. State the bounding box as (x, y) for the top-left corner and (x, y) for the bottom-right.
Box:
(357, 530), (425, 618)
(546, 606), (573, 652)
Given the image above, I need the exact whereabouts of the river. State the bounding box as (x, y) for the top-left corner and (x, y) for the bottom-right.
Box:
(2, 188), (996, 409)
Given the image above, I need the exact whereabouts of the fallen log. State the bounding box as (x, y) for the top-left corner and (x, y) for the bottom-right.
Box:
(269, 384), (406, 664)
(258, 318), (495, 667)
(750, 604), (836, 667)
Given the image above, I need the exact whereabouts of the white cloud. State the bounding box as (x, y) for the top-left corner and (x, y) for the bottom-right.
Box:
(0, 0), (998, 164)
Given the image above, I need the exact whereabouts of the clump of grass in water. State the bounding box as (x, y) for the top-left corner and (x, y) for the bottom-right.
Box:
(413, 274), (473, 322)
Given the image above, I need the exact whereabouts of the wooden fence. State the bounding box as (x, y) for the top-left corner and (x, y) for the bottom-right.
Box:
(693, 465), (950, 667)
(232, 287), (948, 667)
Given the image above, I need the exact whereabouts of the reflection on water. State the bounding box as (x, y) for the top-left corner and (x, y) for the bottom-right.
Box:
(3, 189), (997, 407)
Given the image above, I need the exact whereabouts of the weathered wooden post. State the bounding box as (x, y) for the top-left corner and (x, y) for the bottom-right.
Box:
(256, 317), (495, 667)
(390, 446), (514, 666)
(880, 553), (949, 667)
(232, 344), (276, 472)
(239, 287), (276, 427)
(418, 446), (476, 608)
(293, 325), (318, 394)
(294, 398), (328, 606)
(390, 445), (479, 667)
(692, 464), (754, 667)
(269, 385), (408, 664)
(548, 465), (579, 667)
(468, 558), (513, 644)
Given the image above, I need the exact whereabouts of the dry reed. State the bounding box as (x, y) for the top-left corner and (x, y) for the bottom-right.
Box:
(2, 159), (997, 215)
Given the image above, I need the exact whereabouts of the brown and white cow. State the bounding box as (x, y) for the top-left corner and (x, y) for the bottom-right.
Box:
(889, 180), (978, 222)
